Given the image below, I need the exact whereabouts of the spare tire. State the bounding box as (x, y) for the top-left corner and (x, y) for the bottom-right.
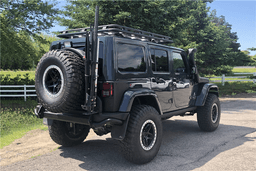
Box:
(35, 50), (85, 113)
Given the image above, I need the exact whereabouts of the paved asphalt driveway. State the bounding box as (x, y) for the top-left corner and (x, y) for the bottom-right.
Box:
(1, 97), (256, 171)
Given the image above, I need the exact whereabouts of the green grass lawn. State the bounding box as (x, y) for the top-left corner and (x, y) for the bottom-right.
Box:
(209, 77), (251, 81)
(232, 67), (256, 73)
(0, 99), (46, 148)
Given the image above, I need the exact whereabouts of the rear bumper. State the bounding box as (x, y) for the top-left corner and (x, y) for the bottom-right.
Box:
(34, 105), (129, 127)
(43, 110), (91, 125)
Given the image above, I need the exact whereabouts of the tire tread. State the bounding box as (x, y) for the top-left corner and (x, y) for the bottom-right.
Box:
(197, 94), (220, 132)
(49, 120), (90, 147)
(35, 50), (85, 112)
(121, 105), (162, 164)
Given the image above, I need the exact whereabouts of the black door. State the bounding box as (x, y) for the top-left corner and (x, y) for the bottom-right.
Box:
(149, 46), (174, 112)
(172, 51), (194, 109)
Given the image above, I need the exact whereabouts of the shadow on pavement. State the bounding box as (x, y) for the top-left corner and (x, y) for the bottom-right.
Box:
(58, 119), (256, 171)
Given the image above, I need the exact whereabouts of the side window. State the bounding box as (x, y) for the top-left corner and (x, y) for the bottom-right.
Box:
(99, 42), (103, 59)
(173, 52), (186, 73)
(150, 49), (168, 72)
(117, 43), (146, 72)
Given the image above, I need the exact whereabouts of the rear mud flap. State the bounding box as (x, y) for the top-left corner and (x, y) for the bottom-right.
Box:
(111, 115), (130, 140)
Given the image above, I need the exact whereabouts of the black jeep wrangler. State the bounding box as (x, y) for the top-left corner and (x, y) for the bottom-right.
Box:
(34, 6), (220, 164)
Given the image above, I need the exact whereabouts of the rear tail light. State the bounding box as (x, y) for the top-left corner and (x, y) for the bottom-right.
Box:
(102, 83), (113, 97)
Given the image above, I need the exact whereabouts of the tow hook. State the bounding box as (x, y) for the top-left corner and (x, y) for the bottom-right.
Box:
(34, 105), (45, 118)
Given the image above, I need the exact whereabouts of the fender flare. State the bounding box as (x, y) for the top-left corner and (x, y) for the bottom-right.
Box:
(195, 83), (219, 106)
(61, 48), (85, 60)
(112, 89), (162, 140)
(118, 89), (163, 115)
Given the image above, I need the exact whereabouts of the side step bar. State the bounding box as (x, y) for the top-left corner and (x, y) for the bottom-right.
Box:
(161, 107), (197, 120)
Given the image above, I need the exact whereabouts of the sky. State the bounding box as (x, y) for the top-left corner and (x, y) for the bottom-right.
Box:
(50, 0), (256, 56)
(207, 0), (256, 55)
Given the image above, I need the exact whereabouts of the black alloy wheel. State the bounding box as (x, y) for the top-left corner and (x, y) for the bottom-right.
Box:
(43, 65), (64, 97)
(140, 120), (157, 151)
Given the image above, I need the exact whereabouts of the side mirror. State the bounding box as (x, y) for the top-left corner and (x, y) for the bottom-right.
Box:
(188, 48), (197, 67)
(188, 48), (200, 83)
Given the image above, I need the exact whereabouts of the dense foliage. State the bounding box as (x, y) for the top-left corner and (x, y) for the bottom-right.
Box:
(247, 48), (256, 66)
(216, 82), (256, 96)
(0, 14), (59, 70)
(1, 0), (254, 73)
(0, 0), (59, 70)
(0, 0), (58, 34)
(58, 0), (253, 75)
(0, 73), (35, 85)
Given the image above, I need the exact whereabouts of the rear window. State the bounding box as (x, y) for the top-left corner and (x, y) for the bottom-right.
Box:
(117, 43), (146, 72)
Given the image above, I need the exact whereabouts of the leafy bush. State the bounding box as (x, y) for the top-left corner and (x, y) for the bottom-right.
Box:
(216, 82), (256, 96)
(0, 73), (35, 85)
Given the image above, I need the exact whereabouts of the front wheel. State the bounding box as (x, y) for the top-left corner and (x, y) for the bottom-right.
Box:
(197, 94), (221, 132)
(121, 105), (162, 164)
(49, 120), (90, 147)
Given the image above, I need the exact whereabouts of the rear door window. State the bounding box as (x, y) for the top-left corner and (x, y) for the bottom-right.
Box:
(150, 48), (169, 72)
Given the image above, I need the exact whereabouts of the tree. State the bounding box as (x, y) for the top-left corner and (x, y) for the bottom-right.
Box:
(0, 14), (58, 70)
(248, 47), (256, 51)
(0, 0), (58, 35)
(1, 15), (35, 70)
(247, 48), (256, 66)
(0, 0), (59, 70)
(58, 0), (244, 75)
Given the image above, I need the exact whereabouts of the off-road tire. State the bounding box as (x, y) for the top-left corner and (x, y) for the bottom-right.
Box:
(197, 94), (221, 132)
(121, 105), (162, 164)
(35, 50), (84, 113)
(48, 120), (90, 147)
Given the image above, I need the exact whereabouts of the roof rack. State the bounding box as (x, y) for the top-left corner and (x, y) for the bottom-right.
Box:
(57, 24), (173, 44)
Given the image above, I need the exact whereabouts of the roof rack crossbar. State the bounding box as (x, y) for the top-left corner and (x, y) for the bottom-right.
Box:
(57, 24), (173, 44)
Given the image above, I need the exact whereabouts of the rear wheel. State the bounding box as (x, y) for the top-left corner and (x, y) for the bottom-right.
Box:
(49, 120), (90, 147)
(35, 50), (84, 113)
(121, 105), (162, 164)
(197, 94), (221, 132)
